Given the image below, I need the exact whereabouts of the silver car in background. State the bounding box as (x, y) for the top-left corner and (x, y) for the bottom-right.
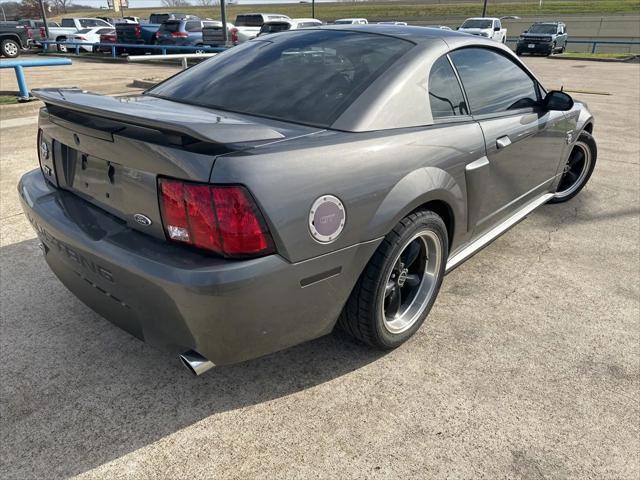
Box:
(20, 26), (596, 374)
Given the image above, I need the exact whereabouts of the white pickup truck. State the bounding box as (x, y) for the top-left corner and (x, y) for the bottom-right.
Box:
(229, 13), (290, 44)
(458, 17), (507, 43)
(40, 17), (113, 51)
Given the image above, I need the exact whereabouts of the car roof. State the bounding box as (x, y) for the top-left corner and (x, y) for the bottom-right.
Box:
(319, 24), (471, 43)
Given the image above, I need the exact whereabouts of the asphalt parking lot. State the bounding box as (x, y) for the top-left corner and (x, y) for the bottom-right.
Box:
(1, 56), (638, 479)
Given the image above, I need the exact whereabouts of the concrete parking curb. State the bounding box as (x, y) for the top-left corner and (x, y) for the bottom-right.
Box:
(549, 54), (639, 63)
(0, 100), (43, 120)
(131, 78), (160, 89)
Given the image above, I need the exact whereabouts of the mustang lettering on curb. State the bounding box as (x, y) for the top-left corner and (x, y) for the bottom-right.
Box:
(18, 26), (596, 375)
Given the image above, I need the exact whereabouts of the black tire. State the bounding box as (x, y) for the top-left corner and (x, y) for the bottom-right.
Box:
(548, 42), (556, 56)
(1, 39), (20, 58)
(549, 130), (597, 203)
(339, 210), (448, 349)
(516, 49), (522, 56)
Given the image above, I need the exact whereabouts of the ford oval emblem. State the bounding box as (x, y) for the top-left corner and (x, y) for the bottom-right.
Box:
(133, 213), (152, 226)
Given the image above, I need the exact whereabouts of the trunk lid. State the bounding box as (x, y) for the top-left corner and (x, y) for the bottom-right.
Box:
(33, 88), (318, 240)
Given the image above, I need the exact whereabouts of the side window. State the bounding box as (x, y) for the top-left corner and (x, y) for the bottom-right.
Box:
(450, 48), (539, 115)
(185, 21), (202, 32)
(61, 19), (74, 27)
(495, 19), (501, 29)
(428, 56), (468, 119)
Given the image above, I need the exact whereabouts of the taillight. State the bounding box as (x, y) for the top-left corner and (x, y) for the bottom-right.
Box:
(170, 31), (189, 38)
(134, 25), (141, 38)
(230, 27), (238, 44)
(158, 178), (274, 258)
(40, 26), (46, 39)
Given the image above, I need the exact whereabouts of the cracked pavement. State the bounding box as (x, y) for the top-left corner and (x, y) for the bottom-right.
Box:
(0, 57), (638, 479)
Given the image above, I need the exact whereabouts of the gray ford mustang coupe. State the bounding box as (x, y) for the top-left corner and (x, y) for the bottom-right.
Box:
(19, 26), (596, 375)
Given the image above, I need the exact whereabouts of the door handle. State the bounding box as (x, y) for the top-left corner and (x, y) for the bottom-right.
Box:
(496, 135), (512, 149)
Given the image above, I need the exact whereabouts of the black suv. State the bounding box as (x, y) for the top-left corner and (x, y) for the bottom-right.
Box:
(517, 22), (568, 56)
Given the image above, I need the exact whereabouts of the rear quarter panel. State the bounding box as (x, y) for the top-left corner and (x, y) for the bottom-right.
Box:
(211, 122), (485, 263)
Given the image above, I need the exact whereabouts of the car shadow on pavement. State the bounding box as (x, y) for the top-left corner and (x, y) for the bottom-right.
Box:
(0, 237), (386, 479)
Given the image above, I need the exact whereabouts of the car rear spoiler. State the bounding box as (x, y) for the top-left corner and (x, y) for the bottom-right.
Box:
(32, 88), (285, 144)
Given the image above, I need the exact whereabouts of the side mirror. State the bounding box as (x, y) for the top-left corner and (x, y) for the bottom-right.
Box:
(494, 26), (500, 31)
(542, 90), (574, 111)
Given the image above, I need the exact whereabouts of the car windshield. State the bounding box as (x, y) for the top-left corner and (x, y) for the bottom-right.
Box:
(150, 14), (170, 24)
(148, 30), (413, 127)
(260, 22), (291, 34)
(462, 19), (492, 29)
(235, 15), (264, 27)
(528, 24), (558, 34)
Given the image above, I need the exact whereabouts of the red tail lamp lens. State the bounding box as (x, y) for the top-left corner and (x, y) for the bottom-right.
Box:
(158, 179), (274, 257)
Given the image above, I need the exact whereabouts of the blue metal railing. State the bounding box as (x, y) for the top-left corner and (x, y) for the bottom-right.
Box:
(0, 58), (73, 100)
(506, 38), (640, 54)
(40, 40), (227, 58)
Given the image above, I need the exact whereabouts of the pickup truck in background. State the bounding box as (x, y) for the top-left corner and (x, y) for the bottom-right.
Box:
(39, 17), (113, 51)
(516, 22), (568, 56)
(228, 13), (290, 44)
(458, 17), (507, 43)
(115, 13), (198, 47)
(0, 21), (29, 57)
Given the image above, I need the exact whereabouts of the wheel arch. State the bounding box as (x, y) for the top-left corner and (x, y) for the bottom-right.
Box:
(365, 167), (465, 252)
(0, 33), (22, 46)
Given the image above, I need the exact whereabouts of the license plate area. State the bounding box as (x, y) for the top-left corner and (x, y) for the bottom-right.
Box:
(528, 43), (536, 48)
(53, 141), (124, 215)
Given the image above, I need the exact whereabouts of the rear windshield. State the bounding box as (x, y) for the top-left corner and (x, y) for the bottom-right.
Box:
(260, 22), (291, 34)
(159, 21), (181, 33)
(461, 19), (492, 29)
(235, 15), (264, 27)
(150, 14), (170, 24)
(529, 24), (557, 34)
(148, 30), (413, 128)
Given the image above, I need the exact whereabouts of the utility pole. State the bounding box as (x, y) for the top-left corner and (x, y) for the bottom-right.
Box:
(482, 0), (488, 17)
(312, 0), (315, 19)
(39, 0), (50, 40)
(220, 0), (228, 44)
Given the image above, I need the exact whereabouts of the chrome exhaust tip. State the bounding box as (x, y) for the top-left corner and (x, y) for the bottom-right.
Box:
(179, 350), (215, 376)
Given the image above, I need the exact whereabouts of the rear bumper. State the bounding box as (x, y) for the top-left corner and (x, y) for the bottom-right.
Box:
(19, 169), (380, 365)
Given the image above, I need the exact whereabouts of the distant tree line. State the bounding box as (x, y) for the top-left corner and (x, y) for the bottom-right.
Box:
(0, 0), (95, 20)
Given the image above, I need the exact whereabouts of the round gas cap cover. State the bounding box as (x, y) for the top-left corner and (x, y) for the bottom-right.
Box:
(309, 195), (346, 243)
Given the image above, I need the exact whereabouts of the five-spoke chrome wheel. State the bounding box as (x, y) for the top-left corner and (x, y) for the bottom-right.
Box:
(381, 230), (442, 335)
(555, 140), (592, 200)
(339, 210), (448, 348)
